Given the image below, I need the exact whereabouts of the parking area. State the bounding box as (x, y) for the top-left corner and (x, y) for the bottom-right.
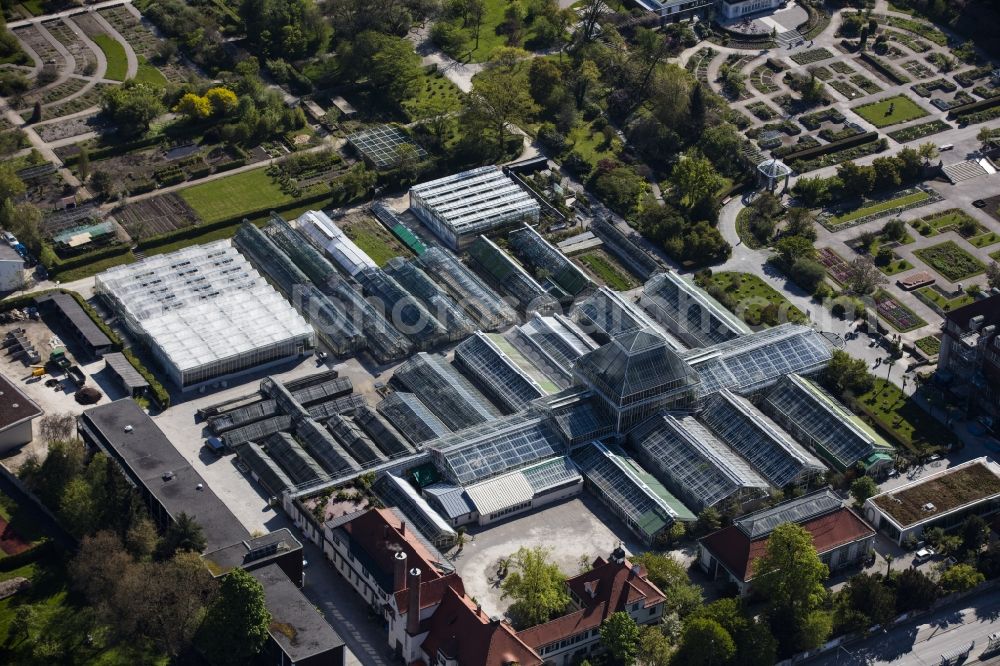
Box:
(453, 494), (647, 619)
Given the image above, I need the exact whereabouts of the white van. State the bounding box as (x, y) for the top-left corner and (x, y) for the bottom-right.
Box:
(939, 143), (955, 151)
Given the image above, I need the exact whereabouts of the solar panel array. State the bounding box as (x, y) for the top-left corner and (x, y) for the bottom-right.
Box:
(453, 333), (546, 414)
(391, 352), (497, 432)
(628, 412), (769, 512)
(683, 324), (833, 396)
(762, 374), (892, 471)
(699, 390), (826, 489)
(348, 125), (428, 170)
(376, 392), (451, 445)
(426, 414), (565, 485)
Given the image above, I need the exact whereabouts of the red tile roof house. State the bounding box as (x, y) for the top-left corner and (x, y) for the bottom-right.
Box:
(697, 490), (876, 596)
(323, 507), (541, 665)
(515, 545), (667, 665)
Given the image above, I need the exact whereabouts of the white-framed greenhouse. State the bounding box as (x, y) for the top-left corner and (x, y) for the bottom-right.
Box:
(681, 324), (833, 397)
(761, 374), (895, 473)
(640, 272), (751, 349)
(453, 332), (549, 414)
(505, 313), (598, 389)
(391, 352), (498, 432)
(409, 166), (540, 250)
(627, 412), (770, 513)
(699, 389), (827, 489)
(95, 240), (315, 390)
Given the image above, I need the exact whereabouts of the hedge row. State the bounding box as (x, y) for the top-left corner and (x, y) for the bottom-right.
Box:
(63, 134), (164, 166)
(122, 348), (170, 409)
(780, 130), (879, 162)
(949, 95), (1000, 119)
(0, 539), (54, 572)
(40, 243), (132, 279)
(859, 52), (910, 85)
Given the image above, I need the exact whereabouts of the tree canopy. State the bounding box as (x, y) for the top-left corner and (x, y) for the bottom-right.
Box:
(198, 568), (271, 665)
(600, 611), (641, 666)
(500, 546), (570, 628)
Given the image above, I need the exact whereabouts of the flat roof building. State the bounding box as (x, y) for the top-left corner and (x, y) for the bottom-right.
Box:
(0, 243), (25, 292)
(863, 458), (1000, 544)
(409, 166), (540, 250)
(95, 241), (315, 390)
(36, 291), (114, 359)
(103, 352), (149, 398)
(78, 399), (251, 551)
(0, 372), (42, 454)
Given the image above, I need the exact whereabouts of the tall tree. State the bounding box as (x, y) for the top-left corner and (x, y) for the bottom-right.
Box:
(673, 618), (735, 666)
(753, 523), (828, 615)
(0, 163), (25, 202)
(631, 552), (702, 619)
(159, 512), (208, 558)
(600, 611), (640, 666)
(834, 573), (896, 633)
(637, 625), (674, 666)
(462, 66), (537, 156)
(849, 476), (879, 508)
(500, 546), (570, 628)
(670, 151), (723, 209)
(893, 567), (939, 613)
(198, 568), (271, 666)
(845, 255), (887, 295)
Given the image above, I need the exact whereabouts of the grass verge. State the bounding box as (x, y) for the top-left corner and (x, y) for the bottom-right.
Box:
(575, 249), (638, 291)
(178, 167), (324, 224)
(831, 190), (930, 225)
(91, 33), (128, 82)
(697, 271), (807, 327)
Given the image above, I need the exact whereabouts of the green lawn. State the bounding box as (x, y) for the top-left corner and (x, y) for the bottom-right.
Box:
(969, 230), (1000, 248)
(401, 70), (464, 122)
(91, 34), (128, 82)
(914, 335), (941, 356)
(991, 249), (1000, 261)
(133, 57), (167, 88)
(698, 271), (808, 327)
(857, 379), (954, 454)
(447, 0), (565, 62)
(879, 257), (913, 276)
(342, 215), (411, 266)
(916, 285), (975, 311)
(852, 95), (929, 128)
(914, 240), (986, 281)
(567, 120), (622, 168)
(58, 250), (136, 282)
(831, 190), (931, 225)
(178, 168), (324, 224)
(911, 208), (982, 237)
(576, 249), (638, 291)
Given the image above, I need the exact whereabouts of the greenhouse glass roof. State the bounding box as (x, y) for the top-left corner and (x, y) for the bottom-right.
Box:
(699, 390), (826, 488)
(453, 332), (548, 414)
(573, 442), (694, 538)
(681, 324), (833, 396)
(574, 329), (699, 407)
(349, 125), (428, 170)
(425, 413), (565, 485)
(376, 392), (451, 445)
(761, 374), (894, 471)
(628, 412), (769, 511)
(735, 489), (844, 540)
(572, 287), (664, 343)
(95, 241), (314, 373)
(640, 272), (750, 348)
(391, 352), (498, 431)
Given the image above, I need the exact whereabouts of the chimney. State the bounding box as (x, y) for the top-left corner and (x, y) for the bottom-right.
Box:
(630, 564), (641, 579)
(383, 525), (389, 540)
(394, 551), (408, 593)
(406, 567), (421, 635)
(400, 521), (406, 535)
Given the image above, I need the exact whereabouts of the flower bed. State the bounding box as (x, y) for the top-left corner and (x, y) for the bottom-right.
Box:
(914, 335), (941, 357)
(886, 119), (952, 142)
(747, 101), (777, 121)
(790, 137), (888, 174)
(791, 47), (835, 66)
(915, 285), (975, 313)
(817, 247), (852, 285)
(914, 240), (987, 281)
(912, 78), (957, 97)
(821, 187), (939, 230)
(850, 73), (883, 94)
(799, 107), (847, 129)
(830, 80), (864, 100)
(875, 289), (927, 332)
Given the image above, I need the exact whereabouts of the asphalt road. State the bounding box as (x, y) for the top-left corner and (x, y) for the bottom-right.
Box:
(805, 586), (1000, 665)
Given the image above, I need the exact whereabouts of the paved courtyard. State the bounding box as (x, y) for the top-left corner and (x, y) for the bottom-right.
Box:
(452, 494), (646, 619)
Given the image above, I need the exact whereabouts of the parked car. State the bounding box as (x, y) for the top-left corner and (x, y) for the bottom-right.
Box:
(914, 547), (936, 563)
(1, 231), (17, 245)
(204, 436), (226, 455)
